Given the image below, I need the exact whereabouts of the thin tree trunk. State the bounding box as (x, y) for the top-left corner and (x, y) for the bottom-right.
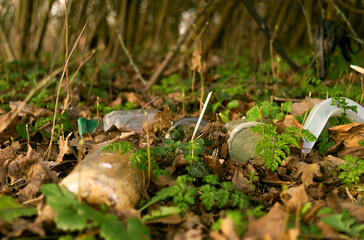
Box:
(0, 23), (16, 61)
(205, 1), (236, 54)
(151, 0), (168, 53)
(15, 0), (33, 57)
(125, 0), (139, 52)
(135, 0), (148, 49)
(35, 0), (55, 58)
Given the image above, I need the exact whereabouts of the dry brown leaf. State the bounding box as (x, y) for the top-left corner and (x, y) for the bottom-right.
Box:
(284, 185), (309, 213)
(281, 228), (299, 240)
(145, 211), (183, 225)
(337, 146), (364, 159)
(154, 106), (173, 131)
(294, 163), (322, 187)
(0, 111), (18, 144)
(232, 168), (253, 194)
(56, 132), (72, 163)
(123, 92), (146, 107)
(274, 115), (301, 134)
(9, 101), (52, 118)
(210, 230), (227, 240)
(291, 98), (323, 116)
(7, 147), (58, 202)
(326, 155), (345, 168)
(326, 191), (364, 223)
(244, 203), (286, 240)
(220, 217), (239, 240)
(301, 200), (326, 223)
(329, 123), (364, 148)
(0, 145), (16, 167)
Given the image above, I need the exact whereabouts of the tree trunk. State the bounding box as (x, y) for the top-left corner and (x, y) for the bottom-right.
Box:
(35, 0), (55, 57)
(15, 0), (33, 57)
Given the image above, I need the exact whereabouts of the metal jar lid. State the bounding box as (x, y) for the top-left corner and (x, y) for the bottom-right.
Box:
(227, 121), (261, 161)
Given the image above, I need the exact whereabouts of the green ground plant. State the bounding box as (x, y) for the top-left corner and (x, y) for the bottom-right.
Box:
(247, 101), (316, 171)
(316, 130), (335, 154)
(140, 174), (249, 216)
(199, 174), (249, 211)
(320, 209), (364, 238)
(0, 196), (37, 222)
(337, 155), (364, 189)
(41, 184), (150, 240)
(101, 141), (169, 178)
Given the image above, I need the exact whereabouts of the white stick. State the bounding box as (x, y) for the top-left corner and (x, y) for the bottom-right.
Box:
(350, 64), (364, 75)
(191, 91), (212, 141)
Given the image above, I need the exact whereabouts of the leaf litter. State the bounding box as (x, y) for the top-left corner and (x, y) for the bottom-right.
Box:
(1, 64), (364, 239)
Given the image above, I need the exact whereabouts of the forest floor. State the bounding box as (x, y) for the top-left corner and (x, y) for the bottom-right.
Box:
(1, 49), (364, 240)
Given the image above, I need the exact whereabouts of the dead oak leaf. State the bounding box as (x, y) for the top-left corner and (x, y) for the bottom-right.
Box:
(10, 101), (52, 118)
(244, 202), (286, 240)
(220, 217), (239, 240)
(0, 111), (18, 144)
(291, 98), (323, 116)
(232, 168), (253, 194)
(154, 106), (173, 131)
(294, 163), (322, 187)
(329, 123), (364, 148)
(56, 132), (72, 163)
(283, 185), (309, 213)
(274, 115), (301, 134)
(0, 145), (16, 167)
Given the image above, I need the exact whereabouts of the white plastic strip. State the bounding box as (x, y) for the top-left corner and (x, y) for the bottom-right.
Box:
(302, 97), (364, 154)
(191, 91), (213, 141)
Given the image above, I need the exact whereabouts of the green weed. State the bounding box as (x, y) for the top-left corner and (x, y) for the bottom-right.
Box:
(321, 209), (364, 238)
(41, 184), (150, 240)
(337, 155), (364, 189)
(0, 196), (37, 222)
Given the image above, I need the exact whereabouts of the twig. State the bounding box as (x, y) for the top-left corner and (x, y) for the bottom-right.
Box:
(46, 20), (88, 162)
(326, 0), (364, 45)
(70, 50), (95, 84)
(105, 0), (146, 86)
(63, 0), (71, 111)
(191, 91), (212, 141)
(297, 0), (313, 45)
(360, 77), (364, 104)
(145, 112), (151, 187)
(145, 1), (213, 91)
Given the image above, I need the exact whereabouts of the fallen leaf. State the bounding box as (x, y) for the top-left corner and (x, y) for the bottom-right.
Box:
(124, 92), (146, 107)
(294, 163), (322, 187)
(317, 220), (343, 239)
(154, 106), (173, 131)
(221, 217), (239, 240)
(244, 203), (286, 240)
(291, 98), (323, 116)
(7, 147), (58, 202)
(0, 145), (16, 167)
(210, 230), (226, 240)
(329, 123), (364, 148)
(0, 111), (18, 144)
(326, 191), (364, 223)
(232, 168), (253, 194)
(274, 115), (301, 134)
(283, 185), (309, 213)
(9, 101), (52, 118)
(337, 146), (364, 159)
(56, 132), (72, 163)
